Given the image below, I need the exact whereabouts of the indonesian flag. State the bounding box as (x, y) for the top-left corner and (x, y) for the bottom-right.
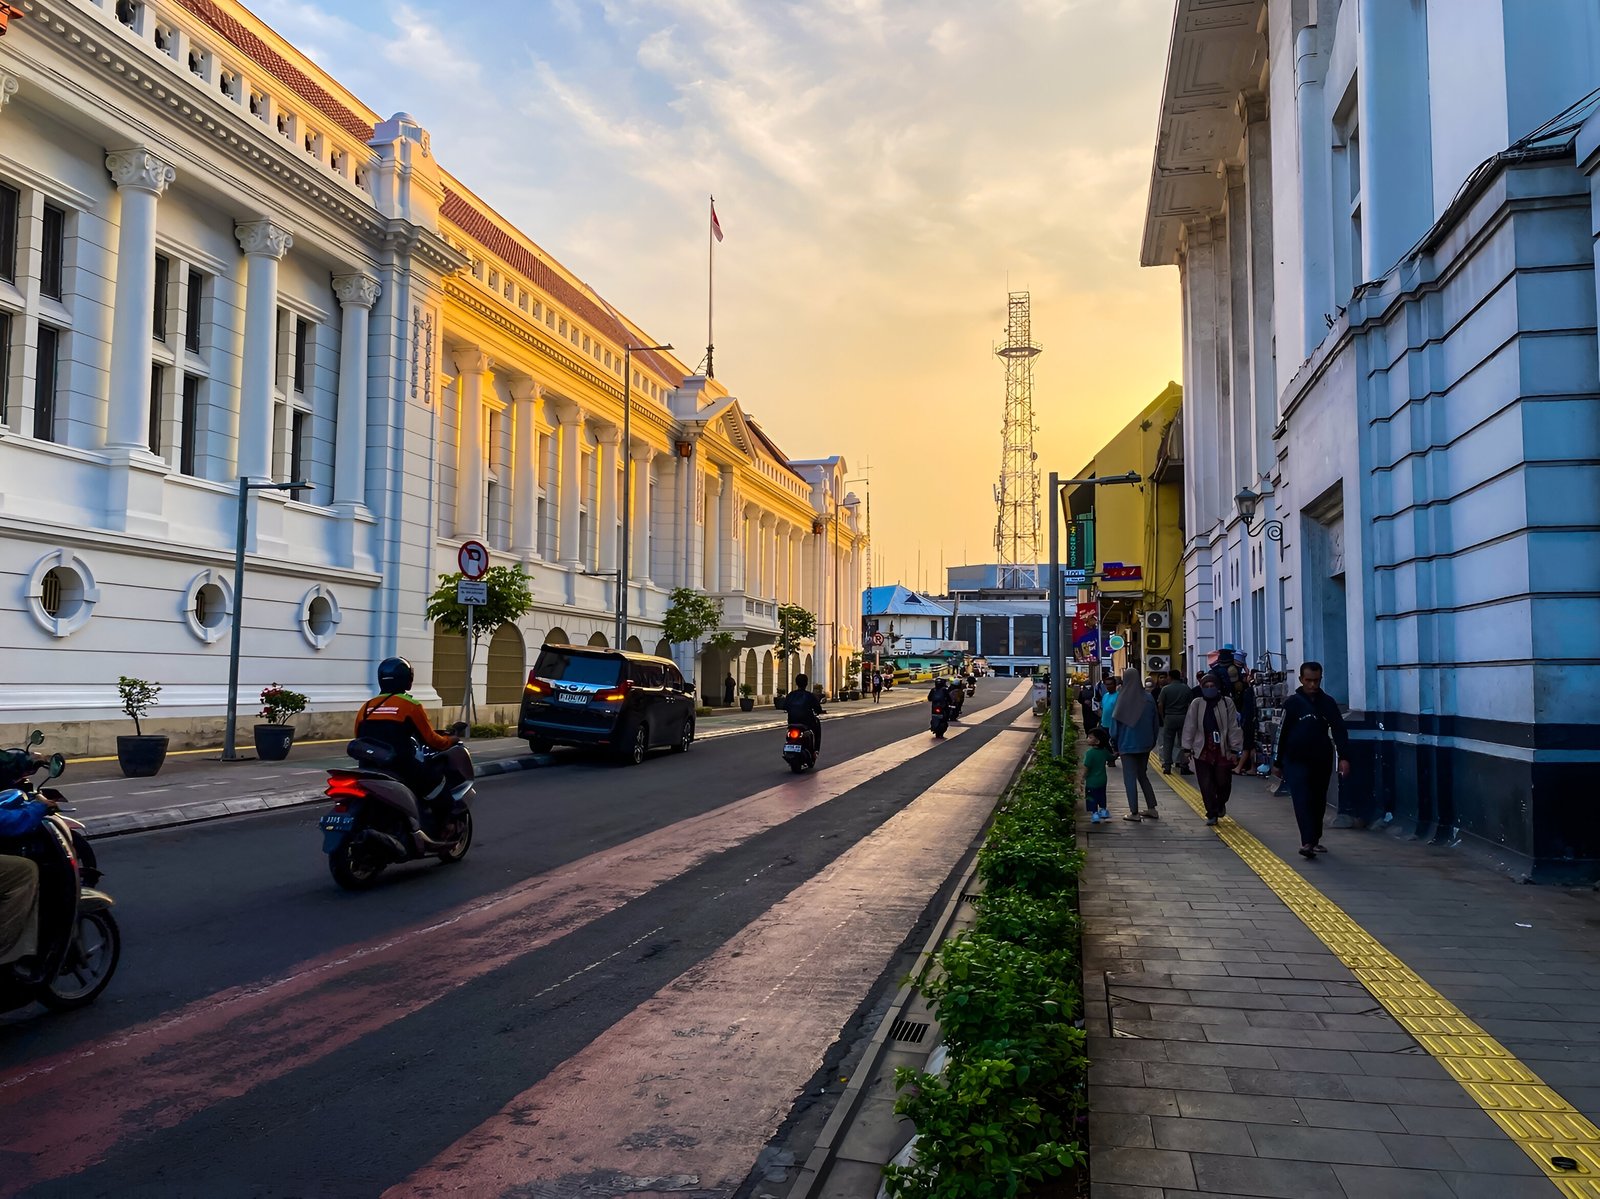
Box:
(710, 198), (724, 243)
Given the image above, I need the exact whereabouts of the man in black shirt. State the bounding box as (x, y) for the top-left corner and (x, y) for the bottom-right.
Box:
(1273, 661), (1351, 860)
(782, 673), (826, 755)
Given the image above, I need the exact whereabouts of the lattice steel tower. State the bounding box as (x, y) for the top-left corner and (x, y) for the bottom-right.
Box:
(993, 291), (1042, 590)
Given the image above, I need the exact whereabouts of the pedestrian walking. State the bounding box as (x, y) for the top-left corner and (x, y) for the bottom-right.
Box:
(1230, 664), (1259, 776)
(1083, 726), (1111, 823)
(724, 673), (736, 707)
(1111, 666), (1159, 821)
(1182, 673), (1242, 824)
(1273, 661), (1352, 860)
(1156, 670), (1194, 774)
(1100, 673), (1121, 745)
(871, 672), (883, 703)
(1077, 678), (1098, 731)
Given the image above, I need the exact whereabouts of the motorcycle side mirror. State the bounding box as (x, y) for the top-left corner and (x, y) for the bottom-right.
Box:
(27, 729), (44, 747)
(448, 721), (469, 738)
(47, 753), (65, 779)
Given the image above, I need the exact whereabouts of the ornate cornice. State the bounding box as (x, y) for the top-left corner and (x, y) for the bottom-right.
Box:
(105, 147), (176, 195)
(332, 271), (380, 309)
(236, 219), (293, 259)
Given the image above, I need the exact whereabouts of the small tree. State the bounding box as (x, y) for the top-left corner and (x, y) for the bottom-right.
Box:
(258, 684), (308, 725)
(425, 564), (534, 660)
(775, 604), (817, 662)
(118, 676), (161, 735)
(662, 587), (724, 645)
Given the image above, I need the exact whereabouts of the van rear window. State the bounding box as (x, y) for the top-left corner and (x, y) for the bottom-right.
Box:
(533, 650), (622, 687)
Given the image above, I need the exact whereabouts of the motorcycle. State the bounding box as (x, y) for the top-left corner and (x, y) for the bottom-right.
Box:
(965, 678), (976, 698)
(930, 702), (950, 739)
(319, 723), (476, 890)
(782, 719), (821, 774)
(0, 731), (121, 1014)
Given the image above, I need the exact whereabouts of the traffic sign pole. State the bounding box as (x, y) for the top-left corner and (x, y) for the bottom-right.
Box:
(455, 541), (489, 737)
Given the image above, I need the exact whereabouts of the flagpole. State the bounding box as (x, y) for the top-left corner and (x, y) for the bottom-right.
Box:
(706, 194), (715, 379)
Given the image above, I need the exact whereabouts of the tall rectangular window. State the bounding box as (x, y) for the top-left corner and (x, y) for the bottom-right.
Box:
(148, 363), (164, 454)
(152, 253), (170, 342)
(180, 374), (200, 476)
(0, 183), (17, 283)
(185, 268), (203, 348)
(33, 325), (59, 441)
(292, 318), (309, 393)
(289, 408), (307, 489)
(0, 310), (10, 425)
(39, 205), (64, 300)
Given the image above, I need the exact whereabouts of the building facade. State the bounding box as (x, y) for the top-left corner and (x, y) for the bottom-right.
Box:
(1142, 0), (1600, 877)
(0, 0), (862, 751)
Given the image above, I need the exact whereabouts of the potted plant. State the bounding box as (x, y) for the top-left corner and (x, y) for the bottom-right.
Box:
(255, 683), (308, 760)
(116, 676), (167, 778)
(737, 683), (755, 714)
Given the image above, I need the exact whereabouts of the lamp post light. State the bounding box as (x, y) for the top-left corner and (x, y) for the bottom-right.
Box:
(1234, 485), (1284, 541)
(1046, 470), (1142, 760)
(619, 342), (672, 651)
(222, 476), (311, 761)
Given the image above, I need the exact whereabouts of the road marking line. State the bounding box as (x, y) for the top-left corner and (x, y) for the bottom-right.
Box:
(1164, 771), (1600, 1196)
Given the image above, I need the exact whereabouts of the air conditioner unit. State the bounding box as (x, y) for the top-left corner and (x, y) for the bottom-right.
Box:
(1146, 654), (1171, 673)
(1145, 631), (1170, 652)
(1142, 610), (1172, 631)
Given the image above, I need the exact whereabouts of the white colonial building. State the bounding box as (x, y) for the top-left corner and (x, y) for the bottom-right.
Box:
(1143, 0), (1600, 877)
(0, 0), (862, 752)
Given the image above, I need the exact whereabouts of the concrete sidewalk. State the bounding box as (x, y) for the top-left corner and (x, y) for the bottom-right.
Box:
(51, 688), (930, 837)
(1080, 765), (1593, 1198)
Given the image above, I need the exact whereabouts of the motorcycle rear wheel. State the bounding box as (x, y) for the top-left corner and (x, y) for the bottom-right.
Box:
(330, 837), (385, 891)
(39, 909), (121, 1011)
(787, 759), (805, 773)
(437, 809), (473, 864)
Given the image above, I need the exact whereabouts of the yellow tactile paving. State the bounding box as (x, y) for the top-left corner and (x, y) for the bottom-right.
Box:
(1163, 771), (1600, 1196)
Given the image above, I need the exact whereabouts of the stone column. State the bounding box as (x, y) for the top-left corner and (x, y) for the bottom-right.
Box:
(743, 504), (758, 595)
(631, 441), (655, 583)
(1239, 88), (1276, 479)
(331, 272), (379, 506)
(719, 469), (739, 592)
(234, 219), (293, 479)
(595, 425), (620, 573)
(453, 349), (491, 539)
(758, 513), (776, 601)
(510, 379), (541, 558)
(776, 520), (792, 604)
(105, 149), (176, 453)
(556, 404), (585, 567)
(704, 470), (723, 592)
(789, 528), (804, 610)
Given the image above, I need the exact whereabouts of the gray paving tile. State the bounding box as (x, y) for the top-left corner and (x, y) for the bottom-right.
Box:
(1089, 1035), (1169, 1062)
(1294, 1097), (1406, 1132)
(1446, 1135), (1546, 1176)
(1438, 1171), (1560, 1199)
(1149, 1115), (1255, 1157)
(1189, 1152), (1346, 1199)
(1172, 1090), (1303, 1125)
(1392, 1104), (1503, 1138)
(1095, 1085), (1181, 1117)
(1328, 1162), (1457, 1199)
(1224, 1067), (1353, 1101)
(1265, 1046), (1364, 1074)
(1086, 1184), (1162, 1199)
(1090, 1146), (1197, 1190)
(1347, 1051), (1450, 1078)
(1378, 1132), (1468, 1171)
(1246, 1122), (1396, 1166)
(1142, 1062), (1234, 1093)
(1089, 1111), (1156, 1148)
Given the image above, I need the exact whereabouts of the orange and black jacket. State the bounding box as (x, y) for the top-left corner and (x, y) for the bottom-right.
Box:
(354, 692), (454, 753)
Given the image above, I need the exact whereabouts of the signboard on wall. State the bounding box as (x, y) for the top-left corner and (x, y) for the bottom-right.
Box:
(1067, 514), (1094, 573)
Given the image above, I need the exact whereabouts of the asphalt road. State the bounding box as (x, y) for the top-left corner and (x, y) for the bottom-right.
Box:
(0, 681), (1034, 1198)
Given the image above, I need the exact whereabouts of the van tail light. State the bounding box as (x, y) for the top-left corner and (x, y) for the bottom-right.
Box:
(326, 773), (366, 801)
(597, 680), (633, 704)
(526, 674), (552, 697)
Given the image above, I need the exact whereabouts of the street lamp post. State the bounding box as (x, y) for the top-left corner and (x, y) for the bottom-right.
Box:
(1234, 485), (1284, 541)
(1046, 470), (1140, 760)
(223, 476), (311, 761)
(619, 342), (672, 650)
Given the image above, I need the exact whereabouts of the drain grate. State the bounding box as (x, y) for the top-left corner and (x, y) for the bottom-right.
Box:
(889, 1017), (931, 1045)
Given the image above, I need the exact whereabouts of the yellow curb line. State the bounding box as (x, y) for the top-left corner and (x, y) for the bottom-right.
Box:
(1164, 771), (1600, 1196)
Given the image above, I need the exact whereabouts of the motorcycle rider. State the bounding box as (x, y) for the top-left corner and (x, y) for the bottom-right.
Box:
(354, 657), (462, 819)
(782, 673), (826, 756)
(0, 790), (49, 967)
(945, 675), (966, 720)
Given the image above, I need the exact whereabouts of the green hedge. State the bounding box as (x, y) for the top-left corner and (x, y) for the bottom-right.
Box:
(885, 720), (1088, 1197)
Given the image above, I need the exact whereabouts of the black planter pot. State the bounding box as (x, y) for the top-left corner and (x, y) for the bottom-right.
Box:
(254, 723), (296, 761)
(116, 734), (169, 778)
(739, 698), (755, 713)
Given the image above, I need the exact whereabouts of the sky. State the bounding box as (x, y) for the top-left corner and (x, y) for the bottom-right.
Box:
(267, 0), (1183, 594)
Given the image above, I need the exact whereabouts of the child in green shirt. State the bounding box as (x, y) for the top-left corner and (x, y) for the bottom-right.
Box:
(1084, 726), (1111, 824)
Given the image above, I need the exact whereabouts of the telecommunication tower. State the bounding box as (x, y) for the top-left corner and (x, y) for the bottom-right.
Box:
(993, 291), (1042, 590)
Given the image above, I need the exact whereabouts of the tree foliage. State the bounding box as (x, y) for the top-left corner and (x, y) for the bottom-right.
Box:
(662, 587), (724, 645)
(118, 676), (161, 735)
(775, 604), (817, 661)
(426, 565), (534, 651)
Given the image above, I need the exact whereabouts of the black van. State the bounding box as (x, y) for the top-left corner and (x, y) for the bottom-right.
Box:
(518, 643), (697, 765)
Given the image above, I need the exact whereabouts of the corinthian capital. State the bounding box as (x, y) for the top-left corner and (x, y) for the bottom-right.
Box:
(235, 219), (294, 260)
(332, 272), (381, 309)
(105, 147), (177, 196)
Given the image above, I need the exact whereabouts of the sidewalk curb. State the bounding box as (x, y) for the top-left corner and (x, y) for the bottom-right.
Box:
(783, 732), (1039, 1197)
(80, 693), (934, 839)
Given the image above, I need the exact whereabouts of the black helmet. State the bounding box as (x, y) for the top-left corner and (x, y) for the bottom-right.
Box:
(377, 656), (414, 693)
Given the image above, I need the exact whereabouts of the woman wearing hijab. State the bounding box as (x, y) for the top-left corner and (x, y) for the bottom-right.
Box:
(1113, 665), (1160, 821)
(1182, 671), (1244, 825)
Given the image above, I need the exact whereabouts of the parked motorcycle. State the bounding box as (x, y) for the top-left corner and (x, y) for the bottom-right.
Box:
(0, 731), (121, 1014)
(930, 702), (950, 739)
(782, 721), (820, 774)
(319, 723), (476, 890)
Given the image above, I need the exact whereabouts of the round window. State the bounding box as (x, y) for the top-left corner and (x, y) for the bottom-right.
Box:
(194, 583), (227, 630)
(307, 594), (335, 637)
(40, 567), (85, 621)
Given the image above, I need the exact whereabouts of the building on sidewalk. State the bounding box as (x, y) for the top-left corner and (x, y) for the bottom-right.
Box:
(1065, 380), (1186, 681)
(0, 0), (863, 751)
(1140, 0), (1600, 877)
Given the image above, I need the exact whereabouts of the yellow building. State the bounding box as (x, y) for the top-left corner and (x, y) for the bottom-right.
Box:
(1067, 381), (1184, 680)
